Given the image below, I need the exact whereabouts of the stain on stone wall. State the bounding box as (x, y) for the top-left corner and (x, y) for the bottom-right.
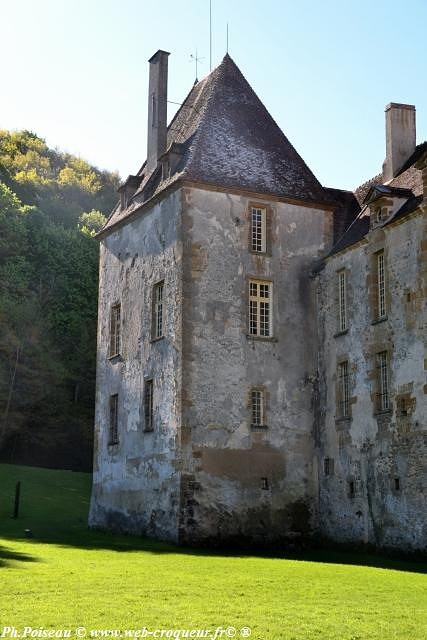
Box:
(317, 210), (426, 551)
(89, 189), (183, 542)
(179, 187), (332, 544)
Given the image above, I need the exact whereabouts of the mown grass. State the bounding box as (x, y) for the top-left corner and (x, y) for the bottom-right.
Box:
(0, 463), (426, 640)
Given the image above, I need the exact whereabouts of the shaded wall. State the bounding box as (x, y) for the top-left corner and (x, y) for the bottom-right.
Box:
(89, 190), (183, 541)
(317, 210), (426, 551)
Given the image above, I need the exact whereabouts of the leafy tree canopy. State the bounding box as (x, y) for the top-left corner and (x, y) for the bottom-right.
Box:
(0, 129), (120, 469)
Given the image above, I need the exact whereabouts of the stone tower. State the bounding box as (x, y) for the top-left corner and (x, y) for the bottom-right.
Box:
(89, 51), (334, 544)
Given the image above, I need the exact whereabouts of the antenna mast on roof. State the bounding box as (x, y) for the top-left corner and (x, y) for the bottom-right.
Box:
(209, 0), (212, 71)
(226, 22), (229, 54)
(190, 49), (204, 83)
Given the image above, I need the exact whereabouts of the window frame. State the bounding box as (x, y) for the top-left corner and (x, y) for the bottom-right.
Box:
(250, 387), (267, 429)
(377, 250), (386, 320)
(152, 280), (165, 340)
(377, 351), (389, 412)
(109, 302), (121, 358)
(324, 457), (334, 477)
(108, 394), (119, 445)
(337, 269), (347, 333)
(248, 279), (273, 338)
(250, 205), (267, 254)
(143, 379), (154, 432)
(337, 360), (350, 419)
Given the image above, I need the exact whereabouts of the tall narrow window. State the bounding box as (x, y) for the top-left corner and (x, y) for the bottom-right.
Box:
(109, 394), (119, 445)
(109, 303), (121, 357)
(338, 270), (347, 332)
(250, 206), (267, 253)
(337, 360), (350, 418)
(144, 379), (154, 431)
(324, 457), (334, 476)
(250, 388), (266, 428)
(378, 351), (389, 411)
(377, 251), (386, 319)
(249, 280), (272, 337)
(152, 281), (164, 339)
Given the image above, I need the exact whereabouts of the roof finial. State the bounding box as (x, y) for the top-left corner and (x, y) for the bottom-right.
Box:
(190, 49), (204, 83)
(226, 22), (229, 54)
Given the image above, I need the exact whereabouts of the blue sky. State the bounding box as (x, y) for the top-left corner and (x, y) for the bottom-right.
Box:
(1, 0), (426, 190)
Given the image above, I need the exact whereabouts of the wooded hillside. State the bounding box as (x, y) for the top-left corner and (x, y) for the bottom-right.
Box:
(0, 130), (120, 470)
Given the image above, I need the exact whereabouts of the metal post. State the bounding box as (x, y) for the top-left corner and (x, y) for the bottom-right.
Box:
(13, 481), (21, 519)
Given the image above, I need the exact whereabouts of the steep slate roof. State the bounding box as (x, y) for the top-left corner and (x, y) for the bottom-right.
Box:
(102, 54), (331, 234)
(327, 142), (426, 256)
(324, 187), (361, 244)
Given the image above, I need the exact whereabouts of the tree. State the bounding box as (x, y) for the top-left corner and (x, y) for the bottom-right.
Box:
(0, 129), (120, 469)
(78, 209), (107, 236)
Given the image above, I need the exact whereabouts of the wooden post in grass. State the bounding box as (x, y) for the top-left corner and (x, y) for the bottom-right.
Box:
(13, 481), (21, 519)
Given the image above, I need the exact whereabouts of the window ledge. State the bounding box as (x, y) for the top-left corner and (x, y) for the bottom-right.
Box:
(374, 409), (392, 417)
(334, 329), (348, 338)
(335, 416), (352, 424)
(143, 428), (154, 433)
(108, 441), (119, 447)
(108, 353), (123, 362)
(251, 424), (268, 431)
(249, 249), (272, 257)
(150, 336), (165, 344)
(246, 334), (277, 343)
(372, 316), (388, 326)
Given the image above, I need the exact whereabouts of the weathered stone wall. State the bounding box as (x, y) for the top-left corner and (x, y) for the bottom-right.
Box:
(317, 210), (426, 551)
(89, 189), (183, 541)
(179, 186), (333, 544)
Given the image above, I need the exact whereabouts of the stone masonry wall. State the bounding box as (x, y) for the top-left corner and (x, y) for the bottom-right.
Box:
(89, 189), (183, 541)
(317, 210), (426, 551)
(179, 186), (333, 545)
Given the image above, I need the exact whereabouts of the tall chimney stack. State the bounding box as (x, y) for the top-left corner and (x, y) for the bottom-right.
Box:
(146, 50), (170, 174)
(382, 103), (416, 182)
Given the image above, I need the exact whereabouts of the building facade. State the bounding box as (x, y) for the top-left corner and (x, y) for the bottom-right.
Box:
(89, 52), (426, 551)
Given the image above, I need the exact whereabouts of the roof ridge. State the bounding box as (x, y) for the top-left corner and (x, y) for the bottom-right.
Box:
(181, 59), (227, 177)
(166, 64), (219, 140)
(184, 53), (327, 202)
(221, 55), (324, 191)
(354, 173), (382, 193)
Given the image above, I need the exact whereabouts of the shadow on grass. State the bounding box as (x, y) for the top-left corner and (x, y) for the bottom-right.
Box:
(1, 525), (426, 575)
(0, 543), (40, 568)
(0, 464), (425, 574)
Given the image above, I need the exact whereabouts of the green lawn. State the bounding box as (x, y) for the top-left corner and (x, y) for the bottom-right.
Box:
(0, 464), (426, 640)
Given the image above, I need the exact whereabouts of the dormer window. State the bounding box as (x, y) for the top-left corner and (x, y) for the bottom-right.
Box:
(118, 175), (143, 211)
(370, 201), (390, 227)
(158, 142), (184, 183)
(120, 191), (128, 210)
(365, 185), (413, 229)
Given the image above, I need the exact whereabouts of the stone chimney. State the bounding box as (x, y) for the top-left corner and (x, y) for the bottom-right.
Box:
(382, 103), (416, 182)
(146, 50), (170, 174)
(415, 150), (427, 206)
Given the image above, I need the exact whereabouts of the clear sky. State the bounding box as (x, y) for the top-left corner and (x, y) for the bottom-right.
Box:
(1, 0), (426, 190)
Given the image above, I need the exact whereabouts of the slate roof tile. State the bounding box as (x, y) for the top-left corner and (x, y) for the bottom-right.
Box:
(327, 143), (425, 256)
(102, 54), (331, 234)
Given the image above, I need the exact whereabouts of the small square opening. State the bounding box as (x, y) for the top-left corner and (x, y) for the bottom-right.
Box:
(261, 477), (269, 490)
